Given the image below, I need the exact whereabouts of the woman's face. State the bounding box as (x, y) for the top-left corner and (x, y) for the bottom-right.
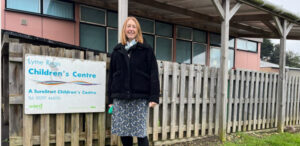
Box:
(125, 19), (137, 41)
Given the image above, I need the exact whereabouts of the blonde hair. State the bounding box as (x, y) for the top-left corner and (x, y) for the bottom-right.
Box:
(120, 17), (144, 45)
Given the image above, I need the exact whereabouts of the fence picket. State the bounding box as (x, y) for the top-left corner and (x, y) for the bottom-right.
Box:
(243, 71), (250, 131)
(201, 67), (208, 136)
(253, 72), (259, 130)
(162, 62), (169, 140)
(215, 68), (221, 135)
(262, 73), (268, 129)
(232, 70), (240, 132)
(170, 63), (178, 139)
(266, 73), (273, 128)
(187, 64), (194, 137)
(227, 70), (234, 133)
(194, 65), (202, 137)
(271, 74), (277, 127)
(248, 72), (255, 130)
(179, 64), (186, 138)
(208, 68), (216, 135)
(238, 70), (245, 131)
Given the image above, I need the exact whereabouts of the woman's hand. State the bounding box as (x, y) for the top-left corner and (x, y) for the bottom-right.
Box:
(109, 104), (113, 108)
(149, 102), (157, 108)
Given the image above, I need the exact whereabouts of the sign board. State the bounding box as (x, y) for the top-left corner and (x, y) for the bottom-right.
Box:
(24, 54), (106, 114)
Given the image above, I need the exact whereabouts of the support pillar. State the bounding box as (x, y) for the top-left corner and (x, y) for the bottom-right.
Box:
(118, 0), (128, 42)
(212, 0), (241, 141)
(274, 17), (293, 133)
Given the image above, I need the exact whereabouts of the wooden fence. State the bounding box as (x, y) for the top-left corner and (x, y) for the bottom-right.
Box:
(4, 41), (300, 146)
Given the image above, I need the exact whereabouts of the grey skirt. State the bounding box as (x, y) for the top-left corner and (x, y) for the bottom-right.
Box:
(111, 98), (149, 137)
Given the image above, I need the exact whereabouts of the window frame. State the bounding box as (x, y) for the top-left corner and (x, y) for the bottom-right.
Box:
(5, 0), (75, 21)
(176, 25), (193, 41)
(136, 16), (155, 35)
(79, 5), (107, 27)
(155, 35), (173, 61)
(106, 27), (118, 53)
(192, 42), (207, 65)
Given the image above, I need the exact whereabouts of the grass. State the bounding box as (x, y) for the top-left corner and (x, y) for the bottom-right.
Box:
(224, 132), (300, 146)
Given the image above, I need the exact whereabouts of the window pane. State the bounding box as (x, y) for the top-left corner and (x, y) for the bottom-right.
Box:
(81, 6), (105, 25)
(155, 21), (173, 37)
(210, 47), (234, 68)
(43, 0), (73, 19)
(237, 39), (247, 50)
(143, 34), (154, 49)
(193, 29), (206, 43)
(229, 49), (234, 69)
(210, 33), (221, 46)
(193, 43), (206, 65)
(177, 26), (192, 40)
(247, 41), (257, 52)
(108, 29), (118, 54)
(80, 23), (106, 52)
(107, 11), (117, 27)
(176, 40), (191, 64)
(137, 18), (154, 34)
(7, 0), (40, 13)
(210, 47), (220, 68)
(229, 37), (235, 48)
(156, 37), (172, 61)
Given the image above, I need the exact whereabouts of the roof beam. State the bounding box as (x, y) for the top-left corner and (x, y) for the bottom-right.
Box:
(131, 0), (221, 23)
(231, 14), (272, 22)
(262, 20), (279, 35)
(212, 0), (225, 20)
(229, 3), (242, 20)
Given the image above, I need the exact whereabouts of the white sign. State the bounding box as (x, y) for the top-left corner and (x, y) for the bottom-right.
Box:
(24, 54), (106, 114)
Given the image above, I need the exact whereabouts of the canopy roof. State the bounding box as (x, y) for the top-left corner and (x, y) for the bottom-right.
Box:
(74, 0), (300, 39)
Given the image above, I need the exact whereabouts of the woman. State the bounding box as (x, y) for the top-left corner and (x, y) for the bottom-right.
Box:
(107, 16), (160, 146)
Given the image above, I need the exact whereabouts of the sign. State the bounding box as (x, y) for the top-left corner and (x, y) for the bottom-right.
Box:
(24, 54), (106, 114)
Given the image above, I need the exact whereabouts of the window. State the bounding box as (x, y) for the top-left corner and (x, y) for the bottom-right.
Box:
(210, 33), (235, 48)
(7, 0), (40, 13)
(155, 21), (173, 37)
(237, 39), (257, 52)
(193, 43), (206, 65)
(193, 29), (206, 43)
(177, 26), (192, 40)
(176, 40), (191, 64)
(107, 11), (118, 28)
(143, 34), (154, 49)
(43, 0), (73, 19)
(6, 0), (74, 19)
(107, 28), (118, 53)
(210, 47), (234, 69)
(156, 36), (172, 61)
(81, 6), (105, 25)
(137, 17), (154, 34)
(80, 23), (106, 52)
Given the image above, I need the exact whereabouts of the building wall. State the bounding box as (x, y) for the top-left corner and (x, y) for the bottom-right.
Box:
(2, 1), (261, 70)
(1, 1), (80, 45)
(235, 43), (261, 71)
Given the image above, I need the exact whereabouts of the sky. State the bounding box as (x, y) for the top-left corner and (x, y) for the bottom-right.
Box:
(266, 0), (300, 55)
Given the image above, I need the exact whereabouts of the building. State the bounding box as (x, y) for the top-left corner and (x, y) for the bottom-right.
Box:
(2, 0), (262, 70)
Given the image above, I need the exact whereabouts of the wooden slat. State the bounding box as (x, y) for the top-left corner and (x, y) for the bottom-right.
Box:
(253, 72), (259, 130)
(238, 70), (245, 131)
(40, 115), (50, 146)
(227, 70), (234, 133)
(271, 74), (277, 127)
(214, 68), (221, 135)
(71, 113), (80, 146)
(194, 65), (202, 137)
(208, 68), (216, 135)
(248, 72), (255, 131)
(56, 114), (65, 146)
(262, 73), (268, 129)
(275, 74), (279, 127)
(296, 77), (300, 125)
(186, 64), (194, 137)
(152, 62), (161, 141)
(232, 70), (240, 132)
(86, 114), (93, 146)
(286, 75), (291, 125)
(201, 67), (208, 136)
(258, 72), (264, 129)
(162, 62), (169, 140)
(243, 71), (250, 131)
(179, 63), (186, 138)
(170, 63), (178, 139)
(23, 113), (33, 146)
(292, 76), (297, 125)
(266, 73), (273, 128)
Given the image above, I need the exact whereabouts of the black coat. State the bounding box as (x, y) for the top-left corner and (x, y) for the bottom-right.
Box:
(107, 42), (160, 104)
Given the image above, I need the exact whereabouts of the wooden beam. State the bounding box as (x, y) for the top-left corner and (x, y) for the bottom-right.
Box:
(212, 0), (225, 20)
(231, 22), (271, 35)
(131, 0), (220, 23)
(274, 16), (284, 37)
(231, 14), (272, 22)
(262, 20), (279, 35)
(229, 3), (242, 20)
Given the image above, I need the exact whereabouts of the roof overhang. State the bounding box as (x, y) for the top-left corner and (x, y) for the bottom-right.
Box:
(73, 0), (300, 40)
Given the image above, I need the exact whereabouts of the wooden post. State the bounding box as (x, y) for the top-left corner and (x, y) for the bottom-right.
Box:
(274, 17), (294, 133)
(0, 0), (2, 142)
(118, 0), (128, 42)
(212, 0), (241, 141)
